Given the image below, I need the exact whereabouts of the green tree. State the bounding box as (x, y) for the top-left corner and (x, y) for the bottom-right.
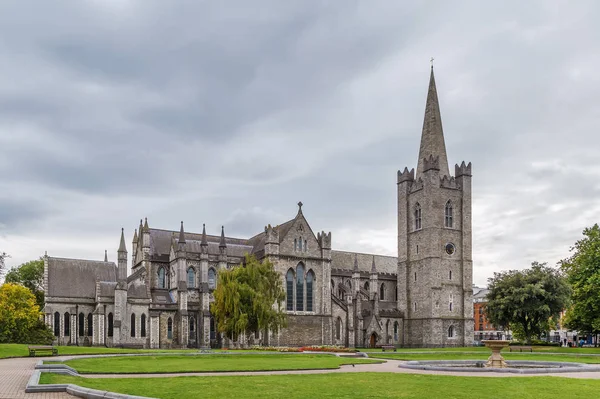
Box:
(0, 252), (8, 279)
(560, 224), (600, 339)
(485, 262), (571, 345)
(210, 254), (286, 343)
(5, 258), (45, 308)
(0, 283), (50, 343)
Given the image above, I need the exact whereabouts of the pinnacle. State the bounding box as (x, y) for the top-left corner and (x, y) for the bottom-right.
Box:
(201, 223), (208, 246)
(118, 228), (127, 253)
(219, 226), (227, 248)
(143, 217), (149, 232)
(354, 254), (359, 272)
(178, 221), (186, 244)
(371, 255), (377, 273)
(104, 250), (108, 262)
(416, 66), (450, 178)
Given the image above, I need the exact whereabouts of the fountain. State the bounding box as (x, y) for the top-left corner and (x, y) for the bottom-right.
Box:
(481, 340), (510, 368)
(396, 340), (600, 374)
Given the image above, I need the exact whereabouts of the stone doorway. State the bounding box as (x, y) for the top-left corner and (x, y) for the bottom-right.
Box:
(370, 333), (377, 348)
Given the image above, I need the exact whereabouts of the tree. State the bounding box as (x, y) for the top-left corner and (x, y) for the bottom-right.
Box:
(5, 258), (45, 308)
(485, 262), (571, 345)
(560, 224), (600, 340)
(0, 252), (8, 279)
(0, 283), (51, 343)
(210, 254), (286, 343)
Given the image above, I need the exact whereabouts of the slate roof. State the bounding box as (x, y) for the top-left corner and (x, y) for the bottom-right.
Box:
(331, 251), (397, 274)
(47, 257), (117, 299)
(148, 228), (254, 258)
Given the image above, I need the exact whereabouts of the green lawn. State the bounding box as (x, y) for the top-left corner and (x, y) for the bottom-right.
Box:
(362, 346), (600, 353)
(370, 352), (600, 364)
(0, 344), (200, 359)
(40, 372), (600, 399)
(52, 354), (380, 373)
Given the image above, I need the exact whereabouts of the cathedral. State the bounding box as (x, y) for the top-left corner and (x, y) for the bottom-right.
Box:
(43, 67), (474, 348)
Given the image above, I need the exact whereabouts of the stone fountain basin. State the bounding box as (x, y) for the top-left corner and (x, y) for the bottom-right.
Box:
(398, 360), (600, 374)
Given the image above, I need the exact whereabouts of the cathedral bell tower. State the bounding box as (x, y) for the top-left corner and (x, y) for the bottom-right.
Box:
(397, 66), (474, 347)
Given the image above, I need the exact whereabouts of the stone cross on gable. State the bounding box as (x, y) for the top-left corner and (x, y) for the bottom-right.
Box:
(298, 201), (303, 211)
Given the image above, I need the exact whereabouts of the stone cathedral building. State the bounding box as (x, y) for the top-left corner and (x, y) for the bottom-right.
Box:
(43, 67), (474, 348)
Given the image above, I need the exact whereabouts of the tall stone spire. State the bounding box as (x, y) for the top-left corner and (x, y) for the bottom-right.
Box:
(104, 250), (108, 262)
(416, 66), (450, 178)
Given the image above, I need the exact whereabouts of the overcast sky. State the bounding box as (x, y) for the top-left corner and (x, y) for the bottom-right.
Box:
(1, 0), (599, 286)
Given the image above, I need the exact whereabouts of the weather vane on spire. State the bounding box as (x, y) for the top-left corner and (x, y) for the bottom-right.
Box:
(430, 57), (435, 68)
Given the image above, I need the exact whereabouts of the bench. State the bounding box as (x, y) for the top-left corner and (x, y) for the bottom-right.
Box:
(509, 346), (532, 352)
(381, 345), (396, 352)
(28, 345), (58, 357)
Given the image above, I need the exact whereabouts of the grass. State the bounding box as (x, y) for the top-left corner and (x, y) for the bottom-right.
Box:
(0, 344), (200, 359)
(40, 372), (600, 399)
(51, 354), (380, 373)
(361, 346), (600, 353)
(370, 352), (600, 364)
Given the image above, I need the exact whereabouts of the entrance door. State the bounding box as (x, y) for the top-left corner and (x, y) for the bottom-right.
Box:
(370, 333), (377, 348)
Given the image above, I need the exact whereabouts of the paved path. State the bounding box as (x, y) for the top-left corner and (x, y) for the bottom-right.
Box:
(3, 355), (600, 399)
(66, 358), (600, 379)
(0, 357), (70, 399)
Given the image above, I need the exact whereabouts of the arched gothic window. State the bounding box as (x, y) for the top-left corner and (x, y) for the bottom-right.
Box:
(364, 281), (369, 291)
(78, 313), (84, 337)
(415, 203), (422, 230)
(448, 325), (455, 338)
(187, 267), (195, 288)
(379, 283), (385, 300)
(53, 312), (60, 336)
(346, 280), (351, 289)
(296, 264), (304, 311)
(210, 317), (216, 340)
(108, 313), (114, 337)
(208, 268), (216, 290)
(294, 238), (297, 251)
(449, 294), (454, 312)
(286, 269), (294, 311)
(306, 270), (314, 312)
(395, 286), (398, 302)
(189, 317), (195, 339)
(445, 200), (453, 228)
(87, 313), (93, 336)
(331, 279), (335, 292)
(336, 317), (342, 340)
(167, 317), (173, 339)
(141, 314), (146, 337)
(158, 267), (166, 289)
(131, 313), (136, 337)
(304, 240), (307, 252)
(449, 270), (452, 280)
(394, 321), (399, 341)
(64, 312), (70, 337)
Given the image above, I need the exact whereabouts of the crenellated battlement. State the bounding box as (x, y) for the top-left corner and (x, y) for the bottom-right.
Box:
(455, 161), (472, 177)
(397, 167), (415, 183)
(440, 175), (460, 189)
(317, 230), (332, 249)
(422, 154), (440, 172)
(409, 177), (424, 193)
(264, 223), (279, 243)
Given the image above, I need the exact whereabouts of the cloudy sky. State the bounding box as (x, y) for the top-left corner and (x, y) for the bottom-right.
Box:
(1, 0), (598, 285)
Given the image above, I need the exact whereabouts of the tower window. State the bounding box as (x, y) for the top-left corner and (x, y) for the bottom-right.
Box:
(448, 325), (455, 338)
(414, 272), (417, 282)
(414, 302), (417, 312)
(445, 200), (453, 228)
(415, 203), (422, 230)
(449, 270), (452, 280)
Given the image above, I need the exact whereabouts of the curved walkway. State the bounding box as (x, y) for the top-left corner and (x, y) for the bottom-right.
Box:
(0, 357), (70, 399)
(76, 359), (600, 379)
(3, 354), (600, 398)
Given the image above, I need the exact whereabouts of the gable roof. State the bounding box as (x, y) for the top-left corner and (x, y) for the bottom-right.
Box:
(331, 251), (397, 274)
(47, 257), (117, 299)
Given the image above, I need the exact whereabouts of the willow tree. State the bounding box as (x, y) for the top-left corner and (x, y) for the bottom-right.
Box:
(210, 254), (286, 343)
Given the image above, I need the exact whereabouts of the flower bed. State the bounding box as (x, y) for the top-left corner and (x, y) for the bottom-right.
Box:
(299, 345), (357, 353)
(248, 346), (302, 352)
